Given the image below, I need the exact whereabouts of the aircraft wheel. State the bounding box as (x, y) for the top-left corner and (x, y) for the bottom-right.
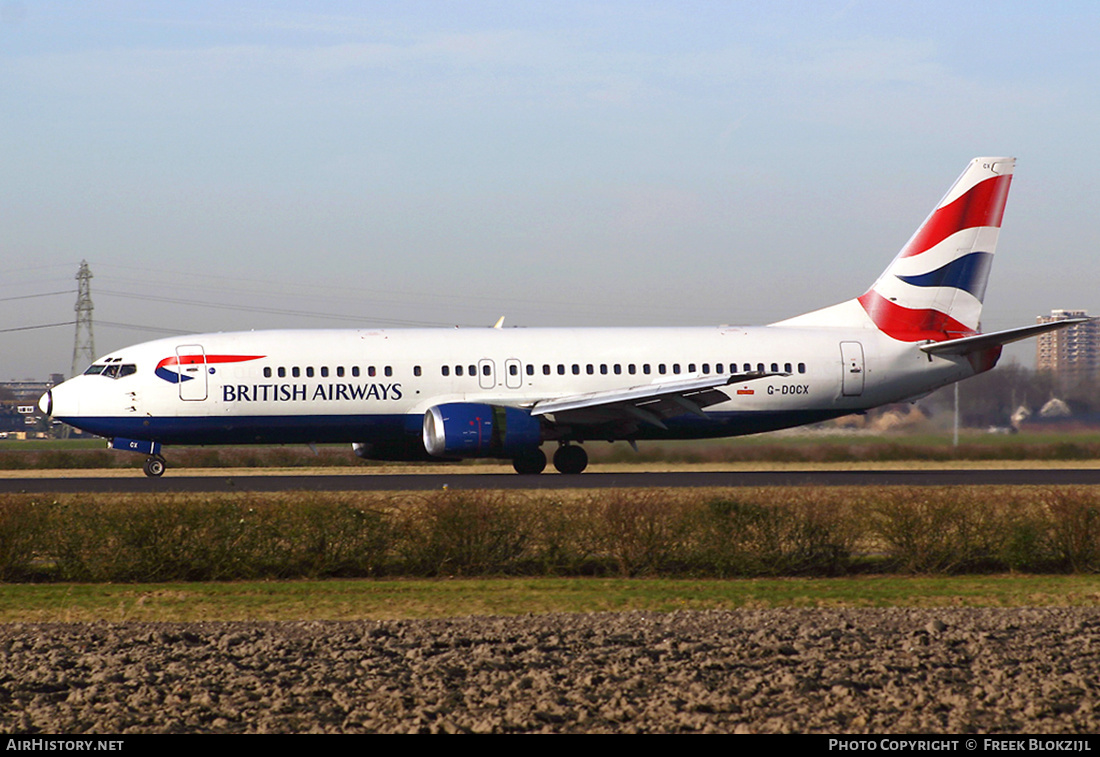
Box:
(553, 444), (588, 474)
(513, 448), (546, 475)
(143, 456), (166, 478)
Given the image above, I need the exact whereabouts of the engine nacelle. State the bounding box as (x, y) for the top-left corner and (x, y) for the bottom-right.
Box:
(423, 403), (543, 458)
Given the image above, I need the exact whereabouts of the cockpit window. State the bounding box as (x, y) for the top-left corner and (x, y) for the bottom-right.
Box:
(84, 363), (137, 379)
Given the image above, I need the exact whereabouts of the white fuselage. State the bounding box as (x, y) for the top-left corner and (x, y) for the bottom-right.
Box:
(44, 323), (978, 458)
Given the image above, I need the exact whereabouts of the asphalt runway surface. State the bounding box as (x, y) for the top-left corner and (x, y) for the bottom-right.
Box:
(5, 468), (1100, 492)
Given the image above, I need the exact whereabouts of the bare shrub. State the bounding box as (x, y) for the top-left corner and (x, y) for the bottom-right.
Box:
(0, 495), (48, 580)
(585, 489), (693, 576)
(394, 490), (530, 576)
(687, 490), (859, 576)
(1039, 488), (1100, 572)
(869, 488), (1016, 573)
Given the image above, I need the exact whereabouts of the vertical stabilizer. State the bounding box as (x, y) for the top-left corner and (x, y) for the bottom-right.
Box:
(774, 157), (1015, 342)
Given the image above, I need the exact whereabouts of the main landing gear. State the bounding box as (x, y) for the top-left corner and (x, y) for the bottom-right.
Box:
(143, 455), (167, 478)
(511, 444), (589, 474)
(553, 444), (588, 475)
(512, 448), (547, 475)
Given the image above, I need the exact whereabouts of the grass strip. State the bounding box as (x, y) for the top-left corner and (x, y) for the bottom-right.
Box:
(2, 575), (1098, 623)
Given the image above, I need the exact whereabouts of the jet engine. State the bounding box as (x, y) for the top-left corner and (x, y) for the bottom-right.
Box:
(423, 403), (543, 458)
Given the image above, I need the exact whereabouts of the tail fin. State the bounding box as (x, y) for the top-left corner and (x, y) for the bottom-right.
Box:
(775, 157), (1015, 341)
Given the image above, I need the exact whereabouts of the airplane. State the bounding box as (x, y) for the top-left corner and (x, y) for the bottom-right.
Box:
(40, 157), (1082, 477)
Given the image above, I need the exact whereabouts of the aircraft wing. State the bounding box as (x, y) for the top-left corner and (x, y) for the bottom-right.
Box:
(528, 370), (781, 430)
(920, 318), (1089, 357)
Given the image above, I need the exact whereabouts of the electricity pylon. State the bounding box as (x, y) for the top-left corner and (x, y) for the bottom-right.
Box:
(71, 260), (95, 378)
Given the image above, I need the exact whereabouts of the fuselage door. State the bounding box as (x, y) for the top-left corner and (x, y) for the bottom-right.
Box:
(504, 359), (522, 389)
(840, 341), (865, 397)
(478, 358), (496, 390)
(175, 344), (208, 401)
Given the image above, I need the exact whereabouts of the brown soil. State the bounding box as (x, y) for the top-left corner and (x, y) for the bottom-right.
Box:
(3, 608), (1098, 733)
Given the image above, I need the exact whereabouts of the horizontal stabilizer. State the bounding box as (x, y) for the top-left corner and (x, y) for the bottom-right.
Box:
(919, 318), (1089, 357)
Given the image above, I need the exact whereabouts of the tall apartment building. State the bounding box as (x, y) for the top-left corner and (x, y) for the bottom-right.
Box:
(1035, 309), (1100, 376)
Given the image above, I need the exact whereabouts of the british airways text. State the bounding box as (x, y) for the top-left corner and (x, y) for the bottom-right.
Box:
(222, 384), (403, 402)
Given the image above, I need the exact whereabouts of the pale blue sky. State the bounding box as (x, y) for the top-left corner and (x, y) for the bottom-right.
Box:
(3, 1), (1098, 378)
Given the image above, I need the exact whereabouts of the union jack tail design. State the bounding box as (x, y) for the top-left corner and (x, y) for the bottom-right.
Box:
(858, 157), (1014, 342)
(774, 157), (1015, 343)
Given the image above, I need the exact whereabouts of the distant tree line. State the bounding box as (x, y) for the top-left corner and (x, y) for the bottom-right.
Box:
(923, 363), (1100, 429)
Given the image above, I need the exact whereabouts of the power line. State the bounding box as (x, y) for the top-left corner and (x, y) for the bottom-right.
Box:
(0, 321), (75, 333)
(0, 291), (74, 303)
(96, 321), (195, 335)
(95, 289), (453, 327)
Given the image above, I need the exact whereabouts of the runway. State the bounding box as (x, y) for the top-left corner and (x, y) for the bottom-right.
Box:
(4, 468), (1100, 493)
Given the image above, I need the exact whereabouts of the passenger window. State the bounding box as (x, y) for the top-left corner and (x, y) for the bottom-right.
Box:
(482, 365), (490, 376)
(629, 364), (636, 375)
(442, 366), (450, 376)
(757, 363), (764, 373)
(543, 365), (551, 375)
(526, 365), (534, 376)
(658, 364), (666, 375)
(798, 363), (806, 374)
(368, 366), (376, 377)
(278, 367), (286, 378)
(586, 364), (594, 375)
(385, 366), (393, 377)
(785, 363), (792, 373)
(509, 364), (518, 376)
(702, 364), (710, 374)
(614, 364), (622, 375)
(469, 365), (476, 376)
(264, 367), (272, 378)
(455, 365), (463, 376)
(292, 367), (300, 378)
(306, 367), (314, 378)
(557, 365), (565, 375)
(672, 364), (680, 375)
(643, 364), (651, 375)
(771, 363), (778, 373)
(572, 364), (580, 375)
(352, 366), (360, 377)
(688, 363), (696, 373)
(321, 367), (329, 378)
(413, 366), (422, 377)
(600, 364), (608, 375)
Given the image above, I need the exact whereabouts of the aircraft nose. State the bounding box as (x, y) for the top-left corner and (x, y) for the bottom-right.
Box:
(41, 382), (79, 419)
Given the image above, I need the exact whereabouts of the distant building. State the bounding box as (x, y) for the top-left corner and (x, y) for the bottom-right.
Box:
(0, 375), (64, 434)
(1036, 310), (1100, 378)
(0, 374), (64, 404)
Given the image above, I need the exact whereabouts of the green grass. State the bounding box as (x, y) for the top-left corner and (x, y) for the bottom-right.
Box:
(2, 575), (1099, 623)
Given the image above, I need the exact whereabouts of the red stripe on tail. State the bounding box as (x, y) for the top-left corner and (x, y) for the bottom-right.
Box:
(899, 174), (1012, 258)
(857, 290), (976, 342)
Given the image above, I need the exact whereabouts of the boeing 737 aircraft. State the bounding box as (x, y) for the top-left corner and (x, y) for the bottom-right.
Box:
(40, 157), (1081, 476)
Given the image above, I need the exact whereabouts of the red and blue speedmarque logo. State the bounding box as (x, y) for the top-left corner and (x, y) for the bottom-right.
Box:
(155, 354), (265, 383)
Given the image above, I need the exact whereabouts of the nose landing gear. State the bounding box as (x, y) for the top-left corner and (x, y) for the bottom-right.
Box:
(143, 455), (167, 478)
